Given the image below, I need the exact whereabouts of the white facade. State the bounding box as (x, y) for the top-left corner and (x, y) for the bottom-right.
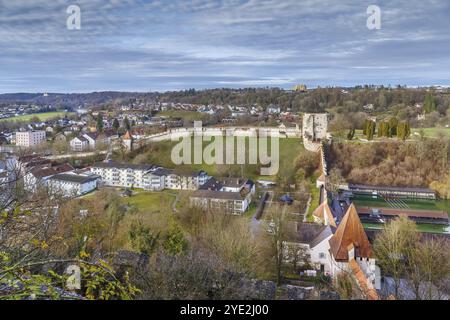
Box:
(91, 164), (152, 189)
(48, 174), (98, 197)
(15, 131), (46, 147)
(166, 173), (208, 190)
(70, 137), (89, 151)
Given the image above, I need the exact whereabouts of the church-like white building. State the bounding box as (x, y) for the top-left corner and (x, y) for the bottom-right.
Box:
(288, 202), (381, 300)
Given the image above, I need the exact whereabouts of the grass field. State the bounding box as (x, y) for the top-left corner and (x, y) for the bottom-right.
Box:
(352, 195), (450, 217)
(363, 222), (449, 234)
(125, 137), (306, 181)
(354, 194), (450, 234)
(121, 191), (177, 214)
(0, 111), (73, 122)
(411, 128), (450, 138)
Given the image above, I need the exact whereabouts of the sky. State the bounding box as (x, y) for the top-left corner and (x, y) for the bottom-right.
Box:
(0, 0), (450, 93)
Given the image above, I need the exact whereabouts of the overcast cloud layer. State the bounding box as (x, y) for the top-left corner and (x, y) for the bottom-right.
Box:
(0, 0), (449, 92)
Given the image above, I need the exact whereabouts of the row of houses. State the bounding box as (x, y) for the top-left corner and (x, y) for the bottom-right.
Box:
(9, 155), (100, 198)
(91, 161), (256, 214)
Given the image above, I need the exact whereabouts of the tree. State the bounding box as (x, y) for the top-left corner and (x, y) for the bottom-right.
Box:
(364, 119), (376, 140)
(163, 223), (188, 255)
(113, 118), (120, 132)
(123, 117), (131, 131)
(347, 129), (355, 140)
(377, 122), (390, 138)
(96, 114), (104, 132)
(388, 117), (398, 137)
(397, 122), (411, 141)
(128, 219), (160, 255)
(373, 217), (419, 299)
(424, 92), (437, 114)
(326, 168), (345, 195)
(264, 206), (294, 285)
(407, 238), (450, 300)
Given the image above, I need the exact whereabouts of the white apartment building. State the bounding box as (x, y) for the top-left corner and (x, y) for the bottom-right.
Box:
(165, 170), (210, 190)
(91, 162), (210, 191)
(69, 136), (89, 152)
(15, 130), (46, 147)
(91, 162), (154, 189)
(48, 173), (99, 197)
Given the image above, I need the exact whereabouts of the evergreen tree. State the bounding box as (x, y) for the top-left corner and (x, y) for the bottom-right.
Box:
(347, 129), (356, 140)
(388, 117), (398, 137)
(397, 122), (411, 141)
(423, 92), (437, 114)
(123, 116), (131, 131)
(365, 120), (376, 140)
(96, 114), (104, 132)
(113, 118), (120, 132)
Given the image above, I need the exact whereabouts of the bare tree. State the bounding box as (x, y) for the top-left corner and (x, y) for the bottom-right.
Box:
(374, 217), (419, 299)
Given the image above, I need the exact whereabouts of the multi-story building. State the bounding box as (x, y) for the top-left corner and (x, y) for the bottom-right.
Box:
(15, 130), (46, 147)
(91, 162), (154, 189)
(24, 163), (74, 192)
(142, 167), (171, 191)
(69, 136), (89, 151)
(165, 170), (210, 190)
(190, 190), (252, 215)
(48, 173), (99, 197)
(91, 162), (210, 191)
(190, 177), (255, 214)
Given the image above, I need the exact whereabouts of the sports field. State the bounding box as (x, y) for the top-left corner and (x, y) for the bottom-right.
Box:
(0, 111), (73, 122)
(352, 194), (450, 216)
(353, 194), (450, 234)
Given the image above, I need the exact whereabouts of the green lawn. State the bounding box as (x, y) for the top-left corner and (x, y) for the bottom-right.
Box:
(411, 128), (450, 138)
(0, 111), (73, 122)
(127, 137), (305, 180)
(363, 222), (448, 234)
(121, 191), (177, 214)
(352, 195), (450, 216)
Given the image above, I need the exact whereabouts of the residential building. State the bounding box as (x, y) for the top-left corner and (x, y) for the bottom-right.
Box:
(142, 167), (171, 191)
(288, 203), (381, 299)
(24, 163), (74, 192)
(15, 130), (46, 147)
(166, 170), (210, 190)
(69, 136), (89, 151)
(48, 173), (99, 197)
(190, 177), (255, 214)
(70, 131), (117, 151)
(91, 162), (154, 189)
(190, 189), (252, 215)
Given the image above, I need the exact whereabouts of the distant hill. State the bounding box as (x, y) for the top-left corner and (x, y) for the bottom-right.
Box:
(0, 92), (157, 108)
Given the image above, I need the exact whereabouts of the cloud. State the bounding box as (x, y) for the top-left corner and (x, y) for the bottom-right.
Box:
(0, 0), (449, 92)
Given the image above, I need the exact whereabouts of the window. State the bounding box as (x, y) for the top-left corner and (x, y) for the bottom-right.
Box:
(319, 253), (325, 259)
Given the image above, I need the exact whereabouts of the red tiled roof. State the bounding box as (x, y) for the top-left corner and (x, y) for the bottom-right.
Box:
(313, 201), (337, 227)
(349, 259), (379, 300)
(329, 204), (373, 261)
